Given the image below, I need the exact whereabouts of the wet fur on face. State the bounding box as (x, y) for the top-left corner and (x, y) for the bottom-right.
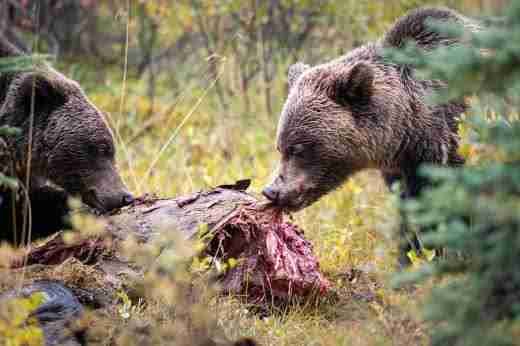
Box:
(264, 7), (472, 211)
(0, 47), (132, 213)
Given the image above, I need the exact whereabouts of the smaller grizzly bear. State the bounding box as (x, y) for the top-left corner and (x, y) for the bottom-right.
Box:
(0, 35), (133, 241)
(262, 8), (477, 264)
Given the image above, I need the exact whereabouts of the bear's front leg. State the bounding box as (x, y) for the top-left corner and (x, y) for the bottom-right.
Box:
(1, 185), (72, 244)
(383, 169), (431, 268)
(27, 185), (71, 240)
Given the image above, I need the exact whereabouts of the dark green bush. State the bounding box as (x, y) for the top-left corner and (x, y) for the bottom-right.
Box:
(390, 2), (520, 345)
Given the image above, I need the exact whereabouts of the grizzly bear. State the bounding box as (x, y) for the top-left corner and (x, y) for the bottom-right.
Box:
(0, 35), (133, 243)
(262, 7), (477, 264)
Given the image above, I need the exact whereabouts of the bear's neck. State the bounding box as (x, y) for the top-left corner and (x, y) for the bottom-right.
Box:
(6, 115), (49, 192)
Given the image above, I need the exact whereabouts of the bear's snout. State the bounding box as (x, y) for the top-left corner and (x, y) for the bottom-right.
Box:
(262, 185), (280, 204)
(99, 190), (134, 212)
(122, 192), (134, 206)
(262, 183), (308, 211)
(111, 191), (134, 209)
(263, 167), (312, 211)
(84, 187), (134, 213)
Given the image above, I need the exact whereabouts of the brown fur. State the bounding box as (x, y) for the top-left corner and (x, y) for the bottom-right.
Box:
(0, 35), (133, 241)
(263, 7), (474, 212)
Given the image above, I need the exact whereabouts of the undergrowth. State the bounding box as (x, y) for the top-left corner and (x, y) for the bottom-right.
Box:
(0, 1), (492, 344)
(59, 56), (428, 345)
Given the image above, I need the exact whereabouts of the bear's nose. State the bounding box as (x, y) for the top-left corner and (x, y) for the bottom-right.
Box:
(121, 192), (134, 206)
(262, 186), (279, 203)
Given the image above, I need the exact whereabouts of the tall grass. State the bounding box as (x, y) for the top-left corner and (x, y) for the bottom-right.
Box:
(63, 50), (418, 344)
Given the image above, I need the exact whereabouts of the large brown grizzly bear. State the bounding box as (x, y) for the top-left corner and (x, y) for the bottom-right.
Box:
(262, 8), (477, 264)
(0, 35), (133, 242)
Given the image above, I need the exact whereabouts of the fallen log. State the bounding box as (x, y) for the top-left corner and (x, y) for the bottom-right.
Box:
(7, 180), (331, 305)
(1, 180), (333, 345)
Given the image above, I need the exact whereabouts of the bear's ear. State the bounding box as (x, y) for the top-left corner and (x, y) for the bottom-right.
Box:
(287, 62), (310, 90)
(328, 62), (374, 106)
(15, 72), (67, 115)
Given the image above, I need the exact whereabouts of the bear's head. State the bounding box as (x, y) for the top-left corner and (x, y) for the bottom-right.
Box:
(262, 57), (438, 211)
(262, 8), (475, 211)
(2, 69), (133, 213)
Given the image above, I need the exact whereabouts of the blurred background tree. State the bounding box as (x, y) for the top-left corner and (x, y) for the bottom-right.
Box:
(0, 0), (506, 121)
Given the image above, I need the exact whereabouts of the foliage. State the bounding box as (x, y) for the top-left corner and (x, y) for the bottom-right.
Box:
(0, 55), (49, 72)
(390, 2), (520, 345)
(0, 292), (45, 346)
(1, 1), (515, 345)
(0, 53), (49, 191)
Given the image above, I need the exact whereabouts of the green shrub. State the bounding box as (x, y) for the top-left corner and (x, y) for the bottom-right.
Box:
(390, 2), (520, 345)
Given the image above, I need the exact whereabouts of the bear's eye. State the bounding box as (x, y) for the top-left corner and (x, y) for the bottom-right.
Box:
(97, 143), (115, 158)
(288, 144), (305, 158)
(102, 143), (115, 157)
(86, 143), (98, 156)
